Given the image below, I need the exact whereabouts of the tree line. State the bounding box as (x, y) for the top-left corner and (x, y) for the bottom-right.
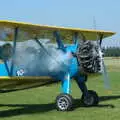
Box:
(102, 47), (120, 57)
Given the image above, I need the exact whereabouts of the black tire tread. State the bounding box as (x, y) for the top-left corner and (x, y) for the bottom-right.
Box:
(81, 90), (99, 106)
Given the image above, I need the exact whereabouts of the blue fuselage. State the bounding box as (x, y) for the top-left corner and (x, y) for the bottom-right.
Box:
(65, 44), (78, 78)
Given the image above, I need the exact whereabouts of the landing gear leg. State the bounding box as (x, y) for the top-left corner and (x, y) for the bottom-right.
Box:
(75, 75), (99, 106)
(56, 73), (73, 111)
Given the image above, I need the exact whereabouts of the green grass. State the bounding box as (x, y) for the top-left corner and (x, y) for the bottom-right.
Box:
(0, 58), (120, 120)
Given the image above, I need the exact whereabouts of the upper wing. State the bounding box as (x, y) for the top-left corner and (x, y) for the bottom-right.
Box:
(0, 20), (116, 41)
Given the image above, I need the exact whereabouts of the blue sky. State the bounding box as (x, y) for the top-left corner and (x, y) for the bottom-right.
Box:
(0, 0), (120, 47)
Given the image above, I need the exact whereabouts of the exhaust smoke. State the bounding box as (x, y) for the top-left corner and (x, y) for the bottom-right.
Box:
(11, 40), (71, 79)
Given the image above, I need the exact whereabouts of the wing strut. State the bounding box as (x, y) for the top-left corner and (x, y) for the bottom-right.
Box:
(10, 27), (19, 76)
(34, 37), (62, 65)
(99, 34), (104, 46)
(73, 32), (78, 45)
(34, 37), (52, 56)
(4, 60), (10, 76)
(54, 31), (66, 52)
(34, 37), (68, 69)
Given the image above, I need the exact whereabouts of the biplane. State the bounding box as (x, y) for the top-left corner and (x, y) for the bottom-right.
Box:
(0, 20), (115, 111)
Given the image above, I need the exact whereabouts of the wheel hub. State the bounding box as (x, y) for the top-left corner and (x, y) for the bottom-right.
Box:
(57, 97), (69, 110)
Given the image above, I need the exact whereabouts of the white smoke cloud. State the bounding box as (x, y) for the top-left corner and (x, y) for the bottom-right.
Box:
(11, 39), (72, 79)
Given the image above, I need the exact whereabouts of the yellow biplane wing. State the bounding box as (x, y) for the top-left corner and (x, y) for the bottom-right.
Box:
(0, 20), (115, 41)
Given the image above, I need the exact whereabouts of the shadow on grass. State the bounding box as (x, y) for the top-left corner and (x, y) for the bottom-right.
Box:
(0, 95), (120, 118)
(74, 95), (120, 109)
(0, 103), (56, 117)
(99, 95), (120, 102)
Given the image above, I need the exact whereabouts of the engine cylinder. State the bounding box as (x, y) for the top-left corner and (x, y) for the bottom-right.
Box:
(76, 41), (102, 73)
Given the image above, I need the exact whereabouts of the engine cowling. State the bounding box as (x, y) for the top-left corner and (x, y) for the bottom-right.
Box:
(76, 41), (102, 74)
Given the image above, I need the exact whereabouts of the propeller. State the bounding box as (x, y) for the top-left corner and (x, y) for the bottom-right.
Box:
(75, 37), (111, 89)
(92, 17), (110, 89)
(98, 40), (111, 89)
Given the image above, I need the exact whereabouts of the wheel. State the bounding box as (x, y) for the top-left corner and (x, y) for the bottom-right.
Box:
(56, 93), (73, 111)
(81, 90), (99, 106)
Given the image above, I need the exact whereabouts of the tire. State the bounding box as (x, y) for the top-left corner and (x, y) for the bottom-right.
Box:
(81, 90), (99, 106)
(56, 93), (73, 111)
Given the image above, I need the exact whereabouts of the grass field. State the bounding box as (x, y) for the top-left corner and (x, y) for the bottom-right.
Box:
(0, 57), (120, 120)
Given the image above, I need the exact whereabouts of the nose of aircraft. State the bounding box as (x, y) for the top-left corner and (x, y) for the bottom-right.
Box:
(74, 40), (103, 74)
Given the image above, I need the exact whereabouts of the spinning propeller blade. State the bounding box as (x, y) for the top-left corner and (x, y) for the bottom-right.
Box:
(101, 58), (110, 89)
(99, 39), (110, 89)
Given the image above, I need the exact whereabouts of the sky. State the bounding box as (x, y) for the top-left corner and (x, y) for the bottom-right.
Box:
(0, 0), (120, 47)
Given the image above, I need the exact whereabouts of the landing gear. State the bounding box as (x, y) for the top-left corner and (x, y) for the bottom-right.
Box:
(81, 90), (99, 106)
(56, 93), (73, 111)
(75, 75), (99, 107)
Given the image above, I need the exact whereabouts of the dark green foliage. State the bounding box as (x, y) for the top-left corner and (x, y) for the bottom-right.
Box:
(102, 47), (120, 57)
